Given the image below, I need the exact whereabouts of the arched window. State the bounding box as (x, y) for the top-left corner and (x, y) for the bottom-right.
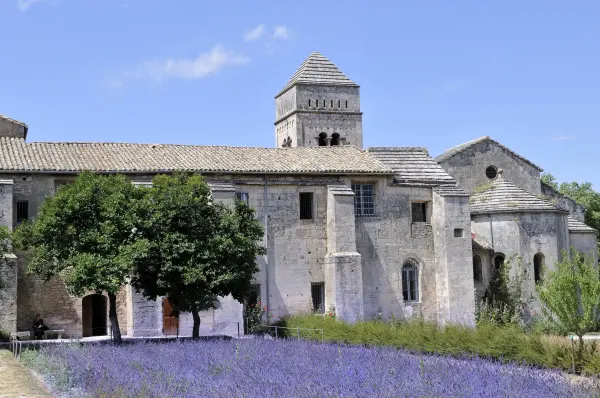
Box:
(318, 133), (328, 147)
(534, 253), (544, 283)
(402, 259), (419, 302)
(281, 137), (292, 148)
(493, 253), (505, 271)
(330, 133), (340, 146)
(308, 99), (311, 107)
(316, 99), (319, 107)
(473, 255), (482, 283)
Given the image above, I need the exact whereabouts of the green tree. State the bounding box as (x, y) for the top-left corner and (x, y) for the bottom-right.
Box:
(130, 173), (265, 339)
(14, 172), (145, 343)
(0, 226), (14, 290)
(477, 255), (528, 327)
(537, 249), (600, 365)
(542, 173), (600, 233)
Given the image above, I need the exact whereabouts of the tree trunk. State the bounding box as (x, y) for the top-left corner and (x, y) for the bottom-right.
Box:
(108, 292), (122, 344)
(577, 333), (585, 372)
(191, 306), (201, 339)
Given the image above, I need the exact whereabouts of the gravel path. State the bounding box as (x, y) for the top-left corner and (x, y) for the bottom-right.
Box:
(0, 350), (51, 398)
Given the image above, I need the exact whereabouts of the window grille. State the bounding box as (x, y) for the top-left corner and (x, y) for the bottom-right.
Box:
(402, 260), (419, 302)
(311, 282), (325, 313)
(16, 201), (29, 223)
(299, 192), (313, 220)
(351, 183), (375, 217)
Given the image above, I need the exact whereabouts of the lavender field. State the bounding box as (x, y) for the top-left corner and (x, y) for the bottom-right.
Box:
(23, 338), (597, 397)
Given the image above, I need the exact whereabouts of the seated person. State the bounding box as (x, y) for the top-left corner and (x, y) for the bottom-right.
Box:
(32, 314), (49, 339)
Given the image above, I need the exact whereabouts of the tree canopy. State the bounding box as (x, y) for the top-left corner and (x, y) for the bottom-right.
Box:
(537, 249), (600, 368)
(14, 172), (146, 343)
(542, 173), (600, 233)
(129, 173), (266, 338)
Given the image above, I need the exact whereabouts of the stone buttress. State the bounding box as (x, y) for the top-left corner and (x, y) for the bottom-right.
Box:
(324, 185), (364, 322)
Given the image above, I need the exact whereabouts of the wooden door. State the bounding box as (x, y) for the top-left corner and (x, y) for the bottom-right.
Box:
(162, 298), (179, 336)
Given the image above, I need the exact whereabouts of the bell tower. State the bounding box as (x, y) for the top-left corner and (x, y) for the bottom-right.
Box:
(274, 52), (363, 149)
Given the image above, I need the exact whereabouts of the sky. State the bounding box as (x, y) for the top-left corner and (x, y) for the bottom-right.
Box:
(1, 1), (599, 187)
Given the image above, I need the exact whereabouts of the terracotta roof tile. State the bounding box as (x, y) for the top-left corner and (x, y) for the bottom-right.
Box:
(0, 138), (392, 175)
(368, 147), (458, 186)
(470, 172), (565, 214)
(568, 216), (597, 234)
(277, 52), (358, 97)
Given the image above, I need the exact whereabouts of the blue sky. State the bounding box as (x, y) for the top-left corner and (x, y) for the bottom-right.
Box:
(1, 1), (599, 187)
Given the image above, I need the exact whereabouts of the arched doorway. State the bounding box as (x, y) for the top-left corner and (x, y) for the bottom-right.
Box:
(162, 298), (179, 336)
(82, 294), (108, 337)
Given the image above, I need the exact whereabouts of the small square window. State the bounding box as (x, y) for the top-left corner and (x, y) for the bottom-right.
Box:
(454, 228), (464, 238)
(411, 202), (427, 223)
(299, 192), (313, 220)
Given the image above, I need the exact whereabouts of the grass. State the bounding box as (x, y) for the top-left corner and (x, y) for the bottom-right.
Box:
(275, 314), (600, 376)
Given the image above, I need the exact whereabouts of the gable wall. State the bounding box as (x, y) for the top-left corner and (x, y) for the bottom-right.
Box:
(438, 141), (541, 195)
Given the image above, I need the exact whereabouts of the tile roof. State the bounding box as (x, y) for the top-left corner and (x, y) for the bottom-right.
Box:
(433, 185), (470, 197)
(568, 216), (597, 234)
(472, 233), (493, 251)
(0, 138), (393, 175)
(367, 147), (458, 186)
(277, 52), (358, 97)
(469, 171), (566, 215)
(435, 136), (543, 172)
(0, 114), (27, 127)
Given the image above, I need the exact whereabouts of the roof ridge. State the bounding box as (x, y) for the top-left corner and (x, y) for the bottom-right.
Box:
(435, 136), (543, 171)
(367, 147), (429, 153)
(21, 140), (364, 151)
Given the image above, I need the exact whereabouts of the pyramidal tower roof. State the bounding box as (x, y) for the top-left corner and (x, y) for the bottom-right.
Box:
(277, 52), (358, 97)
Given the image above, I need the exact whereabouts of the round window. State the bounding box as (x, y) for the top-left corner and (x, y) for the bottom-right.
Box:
(486, 166), (498, 179)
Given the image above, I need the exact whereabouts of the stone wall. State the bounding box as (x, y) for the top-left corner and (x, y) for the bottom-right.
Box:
(438, 140), (541, 196)
(16, 254), (82, 337)
(0, 118), (27, 139)
(541, 182), (586, 222)
(0, 255), (17, 333)
(569, 232), (598, 264)
(275, 84), (363, 148)
(471, 212), (568, 310)
(431, 192), (475, 326)
(351, 180), (438, 321)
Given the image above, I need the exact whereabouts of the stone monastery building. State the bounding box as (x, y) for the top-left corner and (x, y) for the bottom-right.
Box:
(0, 52), (597, 338)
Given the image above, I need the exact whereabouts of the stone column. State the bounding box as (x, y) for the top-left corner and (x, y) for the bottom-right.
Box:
(0, 179), (17, 333)
(431, 187), (475, 326)
(324, 185), (363, 323)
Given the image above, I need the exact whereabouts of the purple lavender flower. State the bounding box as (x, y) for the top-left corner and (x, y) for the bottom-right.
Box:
(27, 339), (597, 397)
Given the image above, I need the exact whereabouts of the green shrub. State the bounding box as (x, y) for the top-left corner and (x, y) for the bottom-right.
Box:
(279, 314), (600, 375)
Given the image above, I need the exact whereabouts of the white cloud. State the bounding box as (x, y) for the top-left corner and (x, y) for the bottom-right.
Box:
(243, 24), (266, 42)
(133, 45), (249, 82)
(17, 0), (45, 11)
(550, 135), (574, 141)
(273, 25), (290, 40)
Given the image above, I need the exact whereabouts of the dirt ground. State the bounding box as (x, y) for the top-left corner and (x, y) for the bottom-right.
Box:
(0, 350), (51, 398)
